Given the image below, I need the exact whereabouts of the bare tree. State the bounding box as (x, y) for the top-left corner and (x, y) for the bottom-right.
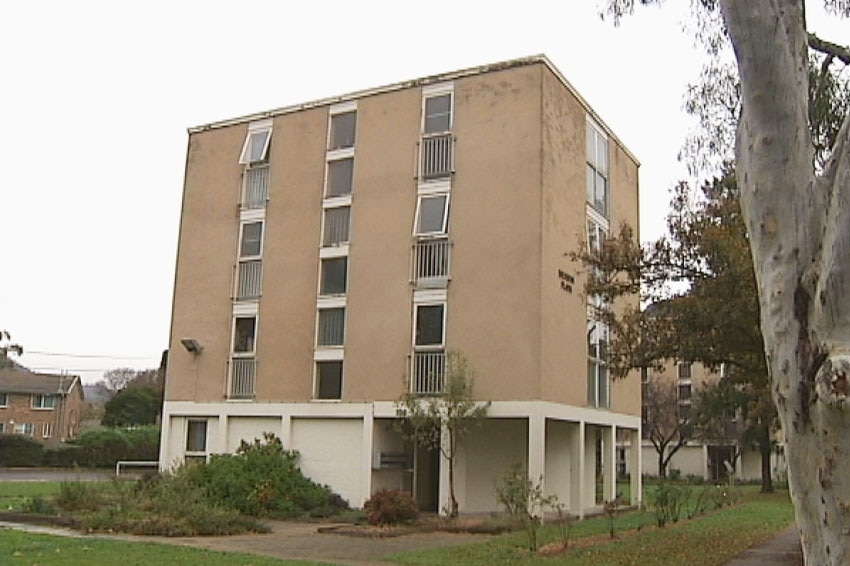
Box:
(643, 376), (694, 479)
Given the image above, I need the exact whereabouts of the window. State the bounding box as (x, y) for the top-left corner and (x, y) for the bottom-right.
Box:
(329, 111), (356, 150)
(415, 304), (445, 347)
(677, 363), (692, 380)
(42, 423), (53, 438)
(0, 393), (7, 407)
(316, 361), (343, 399)
(326, 158), (354, 197)
(424, 94), (452, 134)
(32, 395), (56, 409)
(233, 316), (257, 354)
(587, 321), (610, 408)
(186, 420), (207, 453)
(0, 422), (5, 433)
(320, 257), (347, 295)
(323, 206), (350, 246)
(586, 121), (609, 216)
(678, 403), (692, 422)
(14, 423), (35, 436)
(239, 221), (263, 258)
(678, 383), (692, 400)
(317, 308), (346, 346)
(239, 128), (272, 164)
(414, 194), (449, 236)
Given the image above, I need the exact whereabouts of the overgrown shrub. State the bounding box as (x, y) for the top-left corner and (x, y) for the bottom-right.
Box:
(495, 464), (555, 551)
(42, 444), (85, 467)
(69, 426), (160, 467)
(179, 432), (349, 518)
(363, 489), (419, 525)
(0, 434), (44, 466)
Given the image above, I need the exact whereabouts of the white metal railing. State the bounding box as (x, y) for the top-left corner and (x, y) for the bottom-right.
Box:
(411, 350), (446, 395)
(236, 260), (262, 299)
(242, 165), (269, 209)
(413, 238), (451, 285)
(419, 134), (454, 180)
(228, 357), (256, 399)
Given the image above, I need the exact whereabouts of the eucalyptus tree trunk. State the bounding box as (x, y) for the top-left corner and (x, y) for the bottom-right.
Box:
(719, 2), (850, 563)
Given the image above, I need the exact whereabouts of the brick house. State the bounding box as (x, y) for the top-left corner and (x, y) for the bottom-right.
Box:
(0, 370), (84, 443)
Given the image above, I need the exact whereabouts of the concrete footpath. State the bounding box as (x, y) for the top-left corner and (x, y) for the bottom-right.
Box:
(724, 525), (802, 565)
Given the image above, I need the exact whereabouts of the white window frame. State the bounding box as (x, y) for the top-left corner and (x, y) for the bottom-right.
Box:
(185, 419), (208, 455)
(238, 220), (264, 260)
(413, 302), (447, 349)
(586, 118), (609, 218)
(414, 193), (450, 237)
(32, 394), (56, 410)
(314, 360), (344, 401)
(231, 314), (258, 357)
(0, 422), (5, 433)
(587, 320), (611, 409)
(14, 422), (35, 436)
(0, 393), (7, 407)
(316, 306), (346, 348)
(321, 203), (352, 249)
(239, 120), (273, 165)
(327, 102), (357, 153)
(325, 157), (355, 198)
(42, 422), (53, 438)
(422, 83), (454, 134)
(319, 256), (348, 296)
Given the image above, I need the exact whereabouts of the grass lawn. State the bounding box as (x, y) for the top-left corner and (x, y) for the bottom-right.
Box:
(0, 529), (331, 566)
(390, 490), (795, 566)
(0, 482), (62, 511)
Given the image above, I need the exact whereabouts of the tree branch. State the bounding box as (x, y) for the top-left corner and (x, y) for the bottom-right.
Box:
(808, 33), (850, 65)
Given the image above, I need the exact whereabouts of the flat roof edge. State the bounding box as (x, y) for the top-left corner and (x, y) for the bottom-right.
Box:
(187, 54), (639, 166)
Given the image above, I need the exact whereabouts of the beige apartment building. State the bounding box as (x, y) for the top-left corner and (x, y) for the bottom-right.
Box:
(160, 55), (642, 514)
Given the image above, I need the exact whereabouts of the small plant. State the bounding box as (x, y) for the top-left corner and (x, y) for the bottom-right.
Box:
(553, 502), (574, 549)
(363, 489), (419, 525)
(495, 464), (555, 551)
(652, 481), (691, 527)
(603, 496), (625, 538)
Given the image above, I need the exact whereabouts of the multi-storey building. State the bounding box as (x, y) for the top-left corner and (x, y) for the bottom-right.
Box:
(0, 370), (84, 443)
(160, 55), (642, 515)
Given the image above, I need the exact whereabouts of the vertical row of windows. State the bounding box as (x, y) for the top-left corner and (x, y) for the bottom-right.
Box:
(677, 363), (693, 421)
(410, 85), (454, 396)
(315, 104), (357, 400)
(586, 119), (612, 409)
(228, 120), (272, 400)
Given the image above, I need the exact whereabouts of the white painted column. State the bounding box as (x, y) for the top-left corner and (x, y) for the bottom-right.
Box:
(602, 425), (616, 502)
(438, 424), (450, 515)
(702, 444), (710, 480)
(528, 413), (546, 492)
(630, 428), (642, 506)
(216, 414), (229, 453)
(570, 421), (586, 518)
(157, 409), (172, 471)
(360, 410), (374, 507)
(281, 413), (292, 447)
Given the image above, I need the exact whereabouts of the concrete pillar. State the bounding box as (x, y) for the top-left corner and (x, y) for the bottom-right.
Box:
(570, 421), (586, 518)
(528, 414), (546, 492)
(602, 425), (616, 502)
(216, 414), (229, 453)
(281, 413), (292, 447)
(438, 424), (450, 515)
(360, 411), (374, 507)
(630, 428), (642, 506)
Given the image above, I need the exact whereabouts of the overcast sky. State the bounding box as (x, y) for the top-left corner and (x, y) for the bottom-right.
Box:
(2, 1), (846, 383)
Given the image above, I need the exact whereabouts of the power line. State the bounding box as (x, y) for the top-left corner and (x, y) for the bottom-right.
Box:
(24, 350), (157, 360)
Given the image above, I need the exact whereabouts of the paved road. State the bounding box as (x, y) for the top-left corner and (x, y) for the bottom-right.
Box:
(0, 468), (114, 482)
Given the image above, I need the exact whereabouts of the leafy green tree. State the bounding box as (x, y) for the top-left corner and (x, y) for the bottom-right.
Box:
(101, 385), (161, 427)
(395, 351), (490, 517)
(642, 376), (695, 479)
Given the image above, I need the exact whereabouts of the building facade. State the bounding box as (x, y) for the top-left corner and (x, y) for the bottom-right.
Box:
(160, 56), (642, 514)
(0, 370), (84, 443)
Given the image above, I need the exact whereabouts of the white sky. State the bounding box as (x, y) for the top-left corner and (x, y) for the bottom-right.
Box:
(1, 1), (846, 383)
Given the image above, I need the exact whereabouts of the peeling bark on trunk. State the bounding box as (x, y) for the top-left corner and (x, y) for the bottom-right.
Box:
(719, 1), (850, 563)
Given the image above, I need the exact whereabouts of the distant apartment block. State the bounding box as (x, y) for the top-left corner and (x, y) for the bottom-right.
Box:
(160, 56), (642, 514)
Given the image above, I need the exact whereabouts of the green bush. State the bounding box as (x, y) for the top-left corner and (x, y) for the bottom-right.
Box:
(70, 426), (160, 467)
(180, 432), (349, 518)
(653, 482), (692, 527)
(363, 489), (419, 525)
(0, 434), (44, 466)
(42, 444), (86, 467)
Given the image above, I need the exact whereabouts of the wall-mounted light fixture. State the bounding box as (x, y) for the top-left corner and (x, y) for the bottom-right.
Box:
(180, 338), (203, 354)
